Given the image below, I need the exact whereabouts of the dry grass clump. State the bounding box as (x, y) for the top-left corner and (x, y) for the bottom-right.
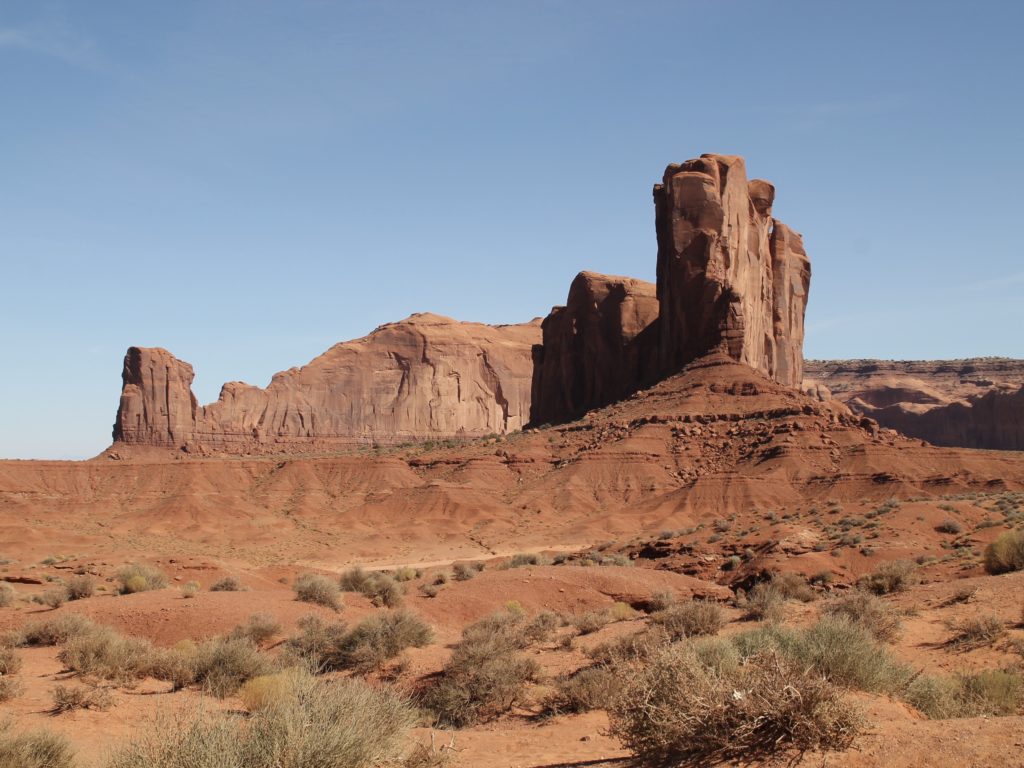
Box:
(769, 572), (816, 602)
(421, 609), (541, 727)
(983, 529), (1024, 574)
(10, 614), (95, 647)
(857, 560), (918, 595)
(57, 626), (153, 684)
(731, 617), (912, 694)
(51, 683), (113, 712)
(0, 677), (23, 702)
(238, 672), (293, 712)
(66, 575), (95, 601)
(338, 567), (404, 608)
(191, 636), (273, 697)
(650, 601), (723, 640)
(0, 721), (74, 768)
(0, 585), (14, 608)
(948, 614), (1006, 649)
(742, 583), (785, 622)
(210, 575), (243, 592)
(501, 553), (549, 569)
(105, 670), (415, 768)
(116, 563), (168, 595)
(548, 666), (619, 714)
(293, 573), (342, 611)
(572, 602), (636, 635)
(228, 613), (282, 646)
(33, 589), (66, 610)
(907, 669), (1023, 718)
(0, 649), (21, 676)
(822, 591), (902, 642)
(286, 611), (432, 674)
(587, 627), (671, 669)
(179, 581), (199, 598)
(936, 519), (963, 534)
(608, 644), (862, 765)
(646, 590), (677, 613)
(452, 563), (475, 581)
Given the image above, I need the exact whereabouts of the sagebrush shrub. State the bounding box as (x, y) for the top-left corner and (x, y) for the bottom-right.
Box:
(0, 648), (22, 676)
(907, 669), (1023, 718)
(949, 615), (1006, 649)
(13, 614), (95, 647)
(339, 568), (403, 607)
(0, 676), (23, 702)
(0, 585), (14, 608)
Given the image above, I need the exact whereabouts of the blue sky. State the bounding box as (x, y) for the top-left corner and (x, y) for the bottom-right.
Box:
(2, 0), (1022, 459)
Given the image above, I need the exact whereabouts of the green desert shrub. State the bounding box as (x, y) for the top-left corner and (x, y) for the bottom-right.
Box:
(983, 529), (1024, 574)
(294, 573), (342, 611)
(104, 670), (415, 768)
(608, 644), (862, 765)
(116, 564), (168, 594)
(650, 601), (724, 640)
(0, 721), (74, 768)
(822, 590), (902, 642)
(858, 560), (918, 595)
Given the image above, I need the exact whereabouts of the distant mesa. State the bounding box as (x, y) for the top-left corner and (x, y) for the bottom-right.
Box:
(804, 359), (1024, 451)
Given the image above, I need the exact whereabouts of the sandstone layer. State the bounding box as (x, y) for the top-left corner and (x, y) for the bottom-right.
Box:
(804, 358), (1024, 450)
(654, 154), (810, 387)
(114, 314), (541, 453)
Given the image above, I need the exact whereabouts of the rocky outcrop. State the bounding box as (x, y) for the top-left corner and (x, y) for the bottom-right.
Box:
(530, 272), (659, 425)
(114, 152), (816, 451)
(113, 314), (541, 453)
(654, 154), (810, 387)
(804, 359), (1024, 450)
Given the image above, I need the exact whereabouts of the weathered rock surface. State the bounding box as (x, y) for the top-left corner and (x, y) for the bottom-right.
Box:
(804, 359), (1024, 450)
(113, 314), (541, 453)
(654, 154), (810, 387)
(529, 272), (659, 425)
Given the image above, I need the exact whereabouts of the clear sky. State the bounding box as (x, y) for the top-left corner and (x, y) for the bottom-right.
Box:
(2, 0), (1022, 460)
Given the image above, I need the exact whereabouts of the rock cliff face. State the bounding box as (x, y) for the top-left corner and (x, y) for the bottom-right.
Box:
(654, 154), (810, 387)
(113, 314), (541, 453)
(803, 359), (1024, 450)
(113, 152), (815, 453)
(529, 272), (660, 426)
